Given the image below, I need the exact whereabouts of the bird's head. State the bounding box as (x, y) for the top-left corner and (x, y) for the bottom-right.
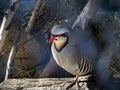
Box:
(49, 25), (69, 52)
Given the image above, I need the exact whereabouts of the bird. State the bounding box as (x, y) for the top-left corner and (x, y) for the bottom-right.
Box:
(49, 24), (98, 89)
(49, 24), (120, 90)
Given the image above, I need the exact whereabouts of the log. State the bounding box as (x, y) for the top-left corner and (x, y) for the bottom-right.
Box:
(20, 0), (44, 44)
(0, 0), (20, 52)
(0, 75), (119, 90)
(24, 0), (44, 33)
(0, 76), (92, 90)
(4, 29), (21, 81)
(72, 0), (104, 30)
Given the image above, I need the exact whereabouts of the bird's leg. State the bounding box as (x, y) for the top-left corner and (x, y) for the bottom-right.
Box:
(66, 75), (79, 89)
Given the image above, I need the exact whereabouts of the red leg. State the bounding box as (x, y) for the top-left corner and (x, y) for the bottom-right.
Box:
(66, 75), (79, 89)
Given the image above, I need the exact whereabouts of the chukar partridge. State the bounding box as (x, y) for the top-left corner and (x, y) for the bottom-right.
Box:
(49, 24), (98, 89)
(49, 24), (119, 90)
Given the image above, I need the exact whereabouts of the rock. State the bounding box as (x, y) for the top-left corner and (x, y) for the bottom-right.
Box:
(0, 77), (97, 90)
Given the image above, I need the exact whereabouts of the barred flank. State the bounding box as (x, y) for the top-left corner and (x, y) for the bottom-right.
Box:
(78, 56), (93, 75)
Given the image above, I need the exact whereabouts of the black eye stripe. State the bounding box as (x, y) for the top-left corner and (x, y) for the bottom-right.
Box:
(52, 33), (68, 37)
(51, 34), (57, 37)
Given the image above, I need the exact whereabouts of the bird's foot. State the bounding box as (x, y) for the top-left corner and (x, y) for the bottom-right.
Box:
(66, 75), (79, 89)
(66, 79), (77, 89)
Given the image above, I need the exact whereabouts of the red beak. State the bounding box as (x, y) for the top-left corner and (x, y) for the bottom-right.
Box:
(49, 36), (55, 43)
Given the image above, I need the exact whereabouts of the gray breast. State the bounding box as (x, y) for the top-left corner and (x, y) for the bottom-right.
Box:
(51, 42), (94, 76)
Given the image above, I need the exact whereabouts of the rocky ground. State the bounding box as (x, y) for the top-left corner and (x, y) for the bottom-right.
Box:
(0, 76), (120, 90)
(0, 78), (81, 90)
(0, 76), (99, 90)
